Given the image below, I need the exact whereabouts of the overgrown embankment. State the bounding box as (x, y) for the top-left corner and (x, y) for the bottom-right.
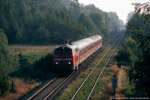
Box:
(0, 45), (56, 100)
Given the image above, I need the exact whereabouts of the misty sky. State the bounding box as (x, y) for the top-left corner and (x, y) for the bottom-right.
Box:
(78, 0), (149, 23)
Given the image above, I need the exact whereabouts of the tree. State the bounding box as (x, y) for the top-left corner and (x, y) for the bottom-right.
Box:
(90, 12), (109, 36)
(0, 29), (19, 96)
(32, 26), (50, 44)
(133, 2), (150, 15)
(0, 29), (18, 75)
(0, 75), (10, 96)
(70, 0), (80, 19)
(0, 29), (10, 96)
(0, 0), (121, 44)
(117, 1), (150, 96)
(0, 29), (10, 75)
(78, 13), (100, 36)
(127, 14), (150, 96)
(133, 1), (150, 23)
(115, 37), (136, 67)
(108, 12), (120, 34)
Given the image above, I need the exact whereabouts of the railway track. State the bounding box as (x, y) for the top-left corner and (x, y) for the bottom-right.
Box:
(26, 71), (77, 100)
(70, 32), (124, 100)
(86, 33), (124, 100)
(27, 78), (57, 100)
(43, 71), (77, 100)
(21, 32), (124, 100)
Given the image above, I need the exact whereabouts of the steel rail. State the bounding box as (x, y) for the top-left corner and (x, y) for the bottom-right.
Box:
(27, 78), (57, 100)
(70, 33), (123, 100)
(43, 71), (76, 100)
(87, 33), (124, 100)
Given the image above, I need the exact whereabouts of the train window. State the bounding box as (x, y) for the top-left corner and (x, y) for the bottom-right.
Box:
(64, 48), (72, 55)
(81, 48), (86, 55)
(55, 48), (63, 55)
(73, 48), (79, 54)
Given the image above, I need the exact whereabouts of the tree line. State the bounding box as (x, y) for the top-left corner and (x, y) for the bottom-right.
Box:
(0, 0), (122, 44)
(115, 2), (150, 97)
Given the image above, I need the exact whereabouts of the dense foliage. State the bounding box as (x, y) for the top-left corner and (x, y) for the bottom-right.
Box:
(0, 0), (122, 97)
(116, 2), (150, 96)
(0, 0), (121, 44)
(0, 29), (18, 96)
(11, 53), (53, 80)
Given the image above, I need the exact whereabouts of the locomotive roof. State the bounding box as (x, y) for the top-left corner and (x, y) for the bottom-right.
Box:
(55, 35), (102, 50)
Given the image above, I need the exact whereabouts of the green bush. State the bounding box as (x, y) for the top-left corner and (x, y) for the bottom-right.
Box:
(117, 61), (128, 68)
(0, 29), (18, 96)
(122, 87), (135, 97)
(0, 75), (10, 96)
(31, 53), (53, 80)
(11, 53), (53, 80)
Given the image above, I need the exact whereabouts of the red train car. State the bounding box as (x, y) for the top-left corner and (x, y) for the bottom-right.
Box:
(53, 35), (102, 73)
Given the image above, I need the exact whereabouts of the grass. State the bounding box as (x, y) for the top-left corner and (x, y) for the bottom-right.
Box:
(9, 45), (56, 59)
(57, 45), (114, 100)
(0, 78), (40, 100)
(9, 45), (56, 53)
(120, 67), (135, 97)
(90, 66), (115, 100)
(9, 45), (56, 79)
(90, 65), (134, 100)
(9, 45), (57, 65)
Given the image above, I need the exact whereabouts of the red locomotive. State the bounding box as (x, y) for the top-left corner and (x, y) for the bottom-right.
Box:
(53, 35), (102, 73)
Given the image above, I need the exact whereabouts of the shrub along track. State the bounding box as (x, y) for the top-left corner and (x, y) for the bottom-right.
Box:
(20, 31), (124, 100)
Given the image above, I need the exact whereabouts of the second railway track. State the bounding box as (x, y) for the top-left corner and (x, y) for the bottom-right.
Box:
(70, 32), (124, 100)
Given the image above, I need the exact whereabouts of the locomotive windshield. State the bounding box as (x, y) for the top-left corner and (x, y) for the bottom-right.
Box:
(55, 48), (63, 55)
(55, 47), (72, 55)
(64, 48), (71, 55)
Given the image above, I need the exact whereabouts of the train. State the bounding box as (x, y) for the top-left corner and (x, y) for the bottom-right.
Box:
(53, 35), (102, 74)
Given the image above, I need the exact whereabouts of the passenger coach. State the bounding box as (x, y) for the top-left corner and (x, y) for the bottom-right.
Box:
(53, 35), (102, 73)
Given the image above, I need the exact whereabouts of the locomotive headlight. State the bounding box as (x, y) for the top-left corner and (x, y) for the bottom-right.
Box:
(68, 62), (71, 64)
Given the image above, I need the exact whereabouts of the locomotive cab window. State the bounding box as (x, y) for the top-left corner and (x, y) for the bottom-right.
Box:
(55, 47), (72, 55)
(64, 48), (72, 55)
(55, 48), (63, 55)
